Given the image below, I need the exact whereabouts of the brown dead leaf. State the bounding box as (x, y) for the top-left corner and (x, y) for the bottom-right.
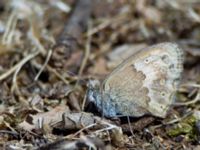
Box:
(64, 112), (95, 130)
(18, 105), (69, 132)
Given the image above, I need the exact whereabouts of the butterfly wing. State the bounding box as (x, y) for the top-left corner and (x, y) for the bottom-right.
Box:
(102, 43), (184, 117)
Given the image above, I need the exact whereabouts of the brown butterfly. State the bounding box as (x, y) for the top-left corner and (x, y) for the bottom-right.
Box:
(87, 43), (184, 118)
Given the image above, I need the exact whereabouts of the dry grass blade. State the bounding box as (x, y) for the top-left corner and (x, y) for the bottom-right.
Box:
(174, 90), (200, 106)
(0, 49), (39, 81)
(75, 21), (92, 87)
(175, 83), (200, 106)
(47, 65), (70, 85)
(34, 49), (52, 81)
(2, 10), (18, 45)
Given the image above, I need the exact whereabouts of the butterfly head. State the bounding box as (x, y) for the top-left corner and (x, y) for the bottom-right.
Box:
(87, 80), (101, 103)
(87, 80), (119, 117)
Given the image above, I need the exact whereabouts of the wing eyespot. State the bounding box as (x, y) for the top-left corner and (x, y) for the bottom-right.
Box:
(160, 79), (165, 86)
(161, 91), (166, 97)
(161, 54), (169, 62)
(144, 58), (149, 64)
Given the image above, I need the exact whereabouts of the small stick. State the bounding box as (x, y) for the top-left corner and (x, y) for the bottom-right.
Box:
(174, 90), (200, 106)
(34, 49), (53, 81)
(76, 21), (92, 87)
(2, 10), (17, 45)
(47, 65), (70, 85)
(0, 50), (39, 81)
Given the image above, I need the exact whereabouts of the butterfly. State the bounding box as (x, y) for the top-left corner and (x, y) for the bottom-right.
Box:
(87, 43), (184, 118)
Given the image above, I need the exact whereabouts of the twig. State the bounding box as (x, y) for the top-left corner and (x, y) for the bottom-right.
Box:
(76, 21), (92, 87)
(0, 130), (19, 138)
(93, 119), (121, 134)
(34, 49), (52, 81)
(174, 90), (200, 106)
(0, 50), (40, 81)
(71, 123), (97, 137)
(11, 49), (40, 97)
(87, 14), (128, 37)
(47, 65), (70, 85)
(164, 111), (193, 125)
(29, 15), (46, 55)
(127, 116), (135, 138)
(81, 92), (87, 111)
(180, 82), (200, 88)
(152, 111), (193, 129)
(31, 59), (70, 85)
(2, 10), (17, 45)
(87, 19), (112, 36)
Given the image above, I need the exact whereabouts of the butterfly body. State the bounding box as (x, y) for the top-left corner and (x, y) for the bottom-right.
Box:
(87, 43), (184, 118)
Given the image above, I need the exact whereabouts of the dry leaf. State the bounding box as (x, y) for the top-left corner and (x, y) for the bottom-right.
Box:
(18, 105), (69, 131)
